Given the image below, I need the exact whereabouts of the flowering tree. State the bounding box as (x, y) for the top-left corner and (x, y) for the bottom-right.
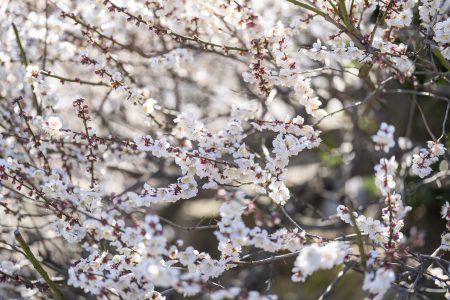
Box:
(1, 0), (450, 299)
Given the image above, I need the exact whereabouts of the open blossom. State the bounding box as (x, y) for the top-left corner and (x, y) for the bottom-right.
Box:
(337, 205), (389, 244)
(363, 268), (395, 300)
(42, 116), (63, 138)
(51, 220), (86, 243)
(1, 0), (449, 299)
(372, 122), (395, 153)
(412, 141), (446, 178)
(336, 205), (352, 223)
(291, 242), (350, 282)
(25, 64), (40, 83)
(268, 179), (290, 205)
(390, 55), (414, 75)
(358, 216), (385, 241)
(302, 39), (327, 61)
(143, 98), (158, 114)
(374, 157), (398, 195)
(434, 18), (450, 59)
(386, 9), (413, 28)
(434, 19), (450, 44)
(384, 0), (415, 28)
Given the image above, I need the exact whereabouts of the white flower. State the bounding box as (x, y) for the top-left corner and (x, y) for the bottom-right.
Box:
(178, 247), (198, 266)
(412, 142), (446, 178)
(428, 141), (446, 156)
(372, 122), (396, 153)
(434, 19), (450, 44)
(135, 135), (154, 151)
(151, 137), (170, 157)
(42, 116), (63, 138)
(25, 65), (41, 83)
(374, 157), (398, 195)
(268, 180), (290, 205)
(198, 259), (225, 278)
(361, 217), (383, 240)
(391, 55), (414, 75)
(121, 227), (143, 246)
(363, 268), (395, 300)
(386, 9), (413, 28)
(210, 288), (241, 300)
(291, 242), (349, 282)
(143, 98), (158, 114)
(48, 116), (62, 130)
(303, 39), (326, 61)
(337, 205), (352, 224)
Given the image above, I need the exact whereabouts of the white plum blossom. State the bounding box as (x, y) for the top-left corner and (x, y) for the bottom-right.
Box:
(337, 206), (388, 244)
(390, 55), (415, 76)
(42, 116), (63, 138)
(363, 268), (395, 300)
(25, 64), (41, 83)
(372, 122), (396, 153)
(434, 19), (450, 59)
(0, 0), (448, 299)
(143, 98), (158, 114)
(374, 157), (398, 196)
(291, 242), (350, 282)
(412, 142), (446, 178)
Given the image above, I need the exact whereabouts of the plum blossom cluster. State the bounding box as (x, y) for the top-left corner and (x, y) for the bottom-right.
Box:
(362, 250), (395, 300)
(291, 241), (350, 282)
(371, 122), (396, 153)
(252, 117), (321, 204)
(126, 113), (321, 208)
(41, 116), (63, 138)
(371, 149), (410, 254)
(66, 214), (228, 298)
(434, 18), (450, 58)
(418, 0), (450, 60)
(1, 0), (450, 299)
(412, 141), (446, 178)
(374, 156), (399, 196)
(363, 269), (395, 300)
(384, 0), (415, 28)
(337, 206), (388, 244)
(214, 191), (305, 261)
(337, 123), (416, 298)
